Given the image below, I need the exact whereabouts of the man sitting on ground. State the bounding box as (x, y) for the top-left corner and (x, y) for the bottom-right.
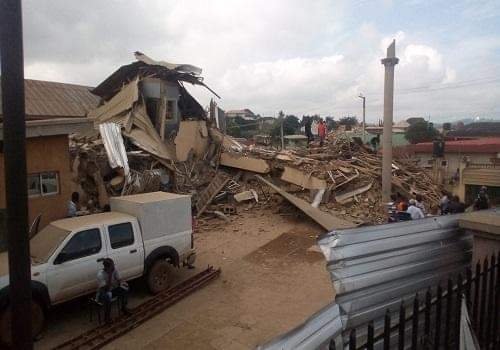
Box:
(407, 199), (425, 220)
(97, 258), (131, 323)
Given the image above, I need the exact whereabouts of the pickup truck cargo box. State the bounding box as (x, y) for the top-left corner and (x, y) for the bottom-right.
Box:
(110, 192), (192, 241)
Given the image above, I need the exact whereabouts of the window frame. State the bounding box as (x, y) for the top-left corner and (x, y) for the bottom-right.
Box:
(107, 222), (135, 250)
(27, 171), (60, 198)
(54, 228), (102, 264)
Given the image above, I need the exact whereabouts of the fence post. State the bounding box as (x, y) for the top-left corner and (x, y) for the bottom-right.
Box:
(398, 301), (405, 350)
(485, 254), (496, 347)
(349, 329), (356, 350)
(384, 309), (391, 350)
(367, 321), (374, 350)
(473, 261), (481, 328)
(424, 288), (432, 348)
(479, 257), (489, 344)
(465, 268), (472, 308)
(434, 284), (442, 350)
(444, 278), (453, 346)
(455, 274), (463, 350)
(494, 251), (500, 348)
(411, 294), (419, 350)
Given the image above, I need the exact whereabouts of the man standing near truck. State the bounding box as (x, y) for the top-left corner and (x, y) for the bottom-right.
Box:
(97, 258), (131, 322)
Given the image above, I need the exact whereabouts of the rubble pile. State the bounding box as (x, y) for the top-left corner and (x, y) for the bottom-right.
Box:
(69, 52), (443, 230)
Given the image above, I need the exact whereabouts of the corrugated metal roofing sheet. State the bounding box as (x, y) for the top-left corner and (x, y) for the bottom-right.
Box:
(318, 215), (471, 331)
(0, 79), (100, 120)
(259, 215), (473, 349)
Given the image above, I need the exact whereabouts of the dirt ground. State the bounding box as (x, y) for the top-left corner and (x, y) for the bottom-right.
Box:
(36, 208), (334, 350)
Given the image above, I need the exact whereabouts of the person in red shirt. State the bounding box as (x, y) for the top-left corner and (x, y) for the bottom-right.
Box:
(318, 119), (327, 146)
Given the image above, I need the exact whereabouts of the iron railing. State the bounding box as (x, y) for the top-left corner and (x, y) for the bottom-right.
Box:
(339, 252), (499, 350)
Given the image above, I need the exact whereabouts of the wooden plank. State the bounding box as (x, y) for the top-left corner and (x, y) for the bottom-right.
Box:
(255, 175), (357, 231)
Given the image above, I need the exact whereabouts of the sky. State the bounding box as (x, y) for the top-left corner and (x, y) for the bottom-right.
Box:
(14, 0), (500, 122)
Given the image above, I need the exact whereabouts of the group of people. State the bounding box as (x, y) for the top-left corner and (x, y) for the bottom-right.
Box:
(67, 191), (110, 217)
(391, 185), (492, 222)
(440, 186), (491, 214)
(303, 117), (327, 147)
(390, 193), (427, 221)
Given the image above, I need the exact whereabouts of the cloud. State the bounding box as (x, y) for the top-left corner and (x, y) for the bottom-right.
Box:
(20, 0), (500, 122)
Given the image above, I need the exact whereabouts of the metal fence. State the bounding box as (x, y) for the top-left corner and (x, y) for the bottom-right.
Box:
(341, 252), (499, 350)
(317, 214), (471, 332)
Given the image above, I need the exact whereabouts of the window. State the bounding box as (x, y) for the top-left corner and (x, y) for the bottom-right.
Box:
(166, 100), (175, 120)
(56, 228), (101, 263)
(27, 172), (59, 197)
(28, 174), (41, 197)
(41, 172), (59, 195)
(108, 222), (134, 249)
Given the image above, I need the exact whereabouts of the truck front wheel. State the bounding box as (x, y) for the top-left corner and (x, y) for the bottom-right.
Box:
(147, 259), (172, 294)
(0, 299), (45, 344)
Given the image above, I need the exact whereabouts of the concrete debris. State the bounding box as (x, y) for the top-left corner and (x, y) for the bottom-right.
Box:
(234, 190), (259, 203)
(255, 175), (357, 231)
(69, 53), (443, 228)
(219, 152), (271, 174)
(335, 182), (373, 204)
(281, 166), (326, 190)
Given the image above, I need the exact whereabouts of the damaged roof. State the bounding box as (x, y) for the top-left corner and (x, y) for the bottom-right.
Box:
(92, 52), (219, 100)
(0, 79), (100, 121)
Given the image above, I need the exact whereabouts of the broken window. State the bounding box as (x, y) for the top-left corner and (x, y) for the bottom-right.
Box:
(145, 97), (160, 126)
(166, 100), (175, 120)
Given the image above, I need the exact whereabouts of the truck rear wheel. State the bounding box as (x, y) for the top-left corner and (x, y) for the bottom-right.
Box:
(0, 299), (45, 344)
(147, 260), (172, 294)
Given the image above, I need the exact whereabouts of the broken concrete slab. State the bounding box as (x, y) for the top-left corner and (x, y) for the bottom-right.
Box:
(335, 182), (373, 204)
(280, 166), (327, 190)
(255, 175), (357, 231)
(220, 152), (270, 174)
(234, 190), (258, 203)
(175, 120), (209, 162)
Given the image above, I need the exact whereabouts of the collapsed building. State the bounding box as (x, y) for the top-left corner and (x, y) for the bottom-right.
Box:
(72, 52), (445, 230)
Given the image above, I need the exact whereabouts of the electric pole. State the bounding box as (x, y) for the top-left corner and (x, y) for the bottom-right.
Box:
(0, 0), (34, 348)
(358, 94), (366, 143)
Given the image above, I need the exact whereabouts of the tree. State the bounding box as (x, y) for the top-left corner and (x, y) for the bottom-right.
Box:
(325, 116), (337, 130)
(270, 114), (300, 137)
(405, 120), (440, 144)
(338, 116), (358, 127)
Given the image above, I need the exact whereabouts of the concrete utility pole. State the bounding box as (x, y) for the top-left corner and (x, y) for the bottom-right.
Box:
(358, 94), (366, 143)
(280, 117), (285, 150)
(0, 0), (33, 348)
(381, 40), (399, 203)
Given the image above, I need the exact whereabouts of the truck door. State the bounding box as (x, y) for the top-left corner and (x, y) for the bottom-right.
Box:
(104, 221), (144, 280)
(46, 227), (106, 304)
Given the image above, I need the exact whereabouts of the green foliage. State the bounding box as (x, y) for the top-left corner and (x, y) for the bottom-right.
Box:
(271, 114), (301, 137)
(404, 120), (440, 144)
(325, 116), (337, 130)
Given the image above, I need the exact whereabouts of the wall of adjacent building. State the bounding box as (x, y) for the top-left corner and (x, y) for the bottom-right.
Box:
(0, 134), (71, 240)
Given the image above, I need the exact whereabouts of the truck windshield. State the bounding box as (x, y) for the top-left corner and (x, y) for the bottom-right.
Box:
(30, 224), (71, 264)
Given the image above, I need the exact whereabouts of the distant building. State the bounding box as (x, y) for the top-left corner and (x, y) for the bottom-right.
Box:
(225, 108), (257, 121)
(409, 137), (500, 205)
(0, 79), (97, 241)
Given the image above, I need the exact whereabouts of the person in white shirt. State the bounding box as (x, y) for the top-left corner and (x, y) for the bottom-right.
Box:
(407, 199), (425, 220)
(67, 192), (79, 217)
(415, 194), (426, 215)
(97, 258), (131, 322)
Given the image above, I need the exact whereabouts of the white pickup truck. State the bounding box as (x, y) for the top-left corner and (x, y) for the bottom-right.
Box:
(0, 191), (196, 340)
